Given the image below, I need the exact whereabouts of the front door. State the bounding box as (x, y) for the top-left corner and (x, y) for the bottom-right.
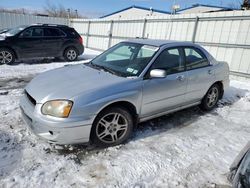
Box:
(141, 47), (187, 118)
(16, 27), (45, 58)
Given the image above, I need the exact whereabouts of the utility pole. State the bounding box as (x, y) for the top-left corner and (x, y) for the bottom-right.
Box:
(67, 9), (70, 26)
(75, 9), (78, 18)
(67, 8), (70, 19)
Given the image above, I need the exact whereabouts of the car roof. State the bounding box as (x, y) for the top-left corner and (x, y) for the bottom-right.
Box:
(28, 24), (69, 28)
(125, 39), (195, 47)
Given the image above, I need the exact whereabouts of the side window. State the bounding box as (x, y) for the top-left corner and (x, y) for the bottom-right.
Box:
(20, 28), (43, 37)
(20, 28), (32, 37)
(32, 28), (43, 37)
(105, 45), (133, 61)
(184, 47), (209, 70)
(152, 48), (184, 75)
(44, 28), (65, 37)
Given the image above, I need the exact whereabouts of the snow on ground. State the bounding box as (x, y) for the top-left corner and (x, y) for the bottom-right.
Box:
(0, 49), (250, 188)
(0, 48), (99, 80)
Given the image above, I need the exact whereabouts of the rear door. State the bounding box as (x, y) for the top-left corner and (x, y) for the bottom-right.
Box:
(43, 27), (66, 57)
(183, 47), (215, 104)
(16, 27), (45, 58)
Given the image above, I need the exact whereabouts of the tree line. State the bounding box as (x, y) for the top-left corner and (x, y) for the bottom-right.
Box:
(0, 1), (88, 18)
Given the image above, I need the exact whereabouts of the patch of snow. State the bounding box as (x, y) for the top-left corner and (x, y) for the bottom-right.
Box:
(0, 48), (100, 80)
(0, 51), (250, 187)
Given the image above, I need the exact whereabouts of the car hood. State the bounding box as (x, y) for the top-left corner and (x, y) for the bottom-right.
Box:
(25, 64), (128, 103)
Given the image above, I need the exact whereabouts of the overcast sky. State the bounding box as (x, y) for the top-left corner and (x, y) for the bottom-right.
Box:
(0, 0), (242, 17)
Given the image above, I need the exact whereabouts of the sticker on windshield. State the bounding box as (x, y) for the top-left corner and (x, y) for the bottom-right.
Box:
(133, 70), (138, 74)
(127, 67), (134, 72)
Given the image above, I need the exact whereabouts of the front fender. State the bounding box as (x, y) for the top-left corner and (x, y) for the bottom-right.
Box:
(70, 88), (142, 124)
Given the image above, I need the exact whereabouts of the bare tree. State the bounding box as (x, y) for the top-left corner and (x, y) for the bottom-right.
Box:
(0, 7), (30, 14)
(242, 0), (250, 9)
(43, 1), (87, 18)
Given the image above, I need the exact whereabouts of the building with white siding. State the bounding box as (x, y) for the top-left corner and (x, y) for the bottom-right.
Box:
(177, 4), (238, 14)
(100, 6), (170, 20)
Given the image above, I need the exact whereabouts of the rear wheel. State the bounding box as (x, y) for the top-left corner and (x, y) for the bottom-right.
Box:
(0, 48), (15, 65)
(200, 84), (220, 111)
(91, 107), (134, 147)
(63, 47), (78, 62)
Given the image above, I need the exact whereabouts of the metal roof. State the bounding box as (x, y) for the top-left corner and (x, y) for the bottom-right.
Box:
(100, 5), (171, 19)
(177, 4), (238, 12)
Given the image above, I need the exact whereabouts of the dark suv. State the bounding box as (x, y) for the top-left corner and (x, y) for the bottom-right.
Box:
(0, 24), (84, 64)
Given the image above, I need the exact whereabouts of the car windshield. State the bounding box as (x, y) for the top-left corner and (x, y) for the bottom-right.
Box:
(3, 26), (27, 36)
(89, 42), (159, 77)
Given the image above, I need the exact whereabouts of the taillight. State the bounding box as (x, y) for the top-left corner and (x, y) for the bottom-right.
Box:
(79, 37), (83, 45)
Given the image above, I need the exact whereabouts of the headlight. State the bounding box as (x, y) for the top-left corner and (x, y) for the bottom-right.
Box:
(41, 100), (73, 118)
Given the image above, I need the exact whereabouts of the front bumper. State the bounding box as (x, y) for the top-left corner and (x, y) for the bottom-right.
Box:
(20, 94), (93, 145)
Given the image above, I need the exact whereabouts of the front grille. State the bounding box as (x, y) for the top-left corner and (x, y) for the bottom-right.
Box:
(25, 90), (36, 106)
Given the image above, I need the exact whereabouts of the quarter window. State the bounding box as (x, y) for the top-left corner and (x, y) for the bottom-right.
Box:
(151, 48), (184, 75)
(184, 47), (209, 70)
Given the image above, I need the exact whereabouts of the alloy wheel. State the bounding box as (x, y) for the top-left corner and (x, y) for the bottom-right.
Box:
(0, 51), (13, 64)
(66, 49), (77, 61)
(206, 87), (219, 108)
(96, 113), (128, 144)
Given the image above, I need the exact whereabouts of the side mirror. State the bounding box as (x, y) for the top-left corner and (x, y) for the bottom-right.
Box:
(150, 69), (166, 78)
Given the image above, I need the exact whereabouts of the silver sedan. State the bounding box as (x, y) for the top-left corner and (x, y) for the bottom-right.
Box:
(20, 39), (229, 147)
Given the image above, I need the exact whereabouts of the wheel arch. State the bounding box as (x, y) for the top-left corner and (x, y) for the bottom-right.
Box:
(0, 46), (18, 59)
(213, 81), (224, 99)
(89, 100), (138, 145)
(95, 101), (138, 125)
(90, 100), (138, 141)
(63, 45), (79, 56)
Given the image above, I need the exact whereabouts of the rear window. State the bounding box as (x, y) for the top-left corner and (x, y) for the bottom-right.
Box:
(44, 28), (65, 37)
(67, 28), (80, 37)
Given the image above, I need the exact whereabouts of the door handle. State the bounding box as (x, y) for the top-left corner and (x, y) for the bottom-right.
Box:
(176, 75), (185, 81)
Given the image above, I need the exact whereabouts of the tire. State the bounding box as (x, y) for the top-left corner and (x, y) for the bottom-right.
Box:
(91, 107), (134, 147)
(63, 47), (78, 62)
(200, 84), (221, 111)
(0, 48), (15, 65)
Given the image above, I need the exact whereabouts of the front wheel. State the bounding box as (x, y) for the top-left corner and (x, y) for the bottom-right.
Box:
(200, 84), (220, 111)
(63, 47), (78, 62)
(0, 48), (15, 65)
(91, 107), (134, 147)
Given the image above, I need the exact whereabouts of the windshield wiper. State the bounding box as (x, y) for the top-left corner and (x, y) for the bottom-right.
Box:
(98, 65), (118, 75)
(88, 62), (123, 77)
